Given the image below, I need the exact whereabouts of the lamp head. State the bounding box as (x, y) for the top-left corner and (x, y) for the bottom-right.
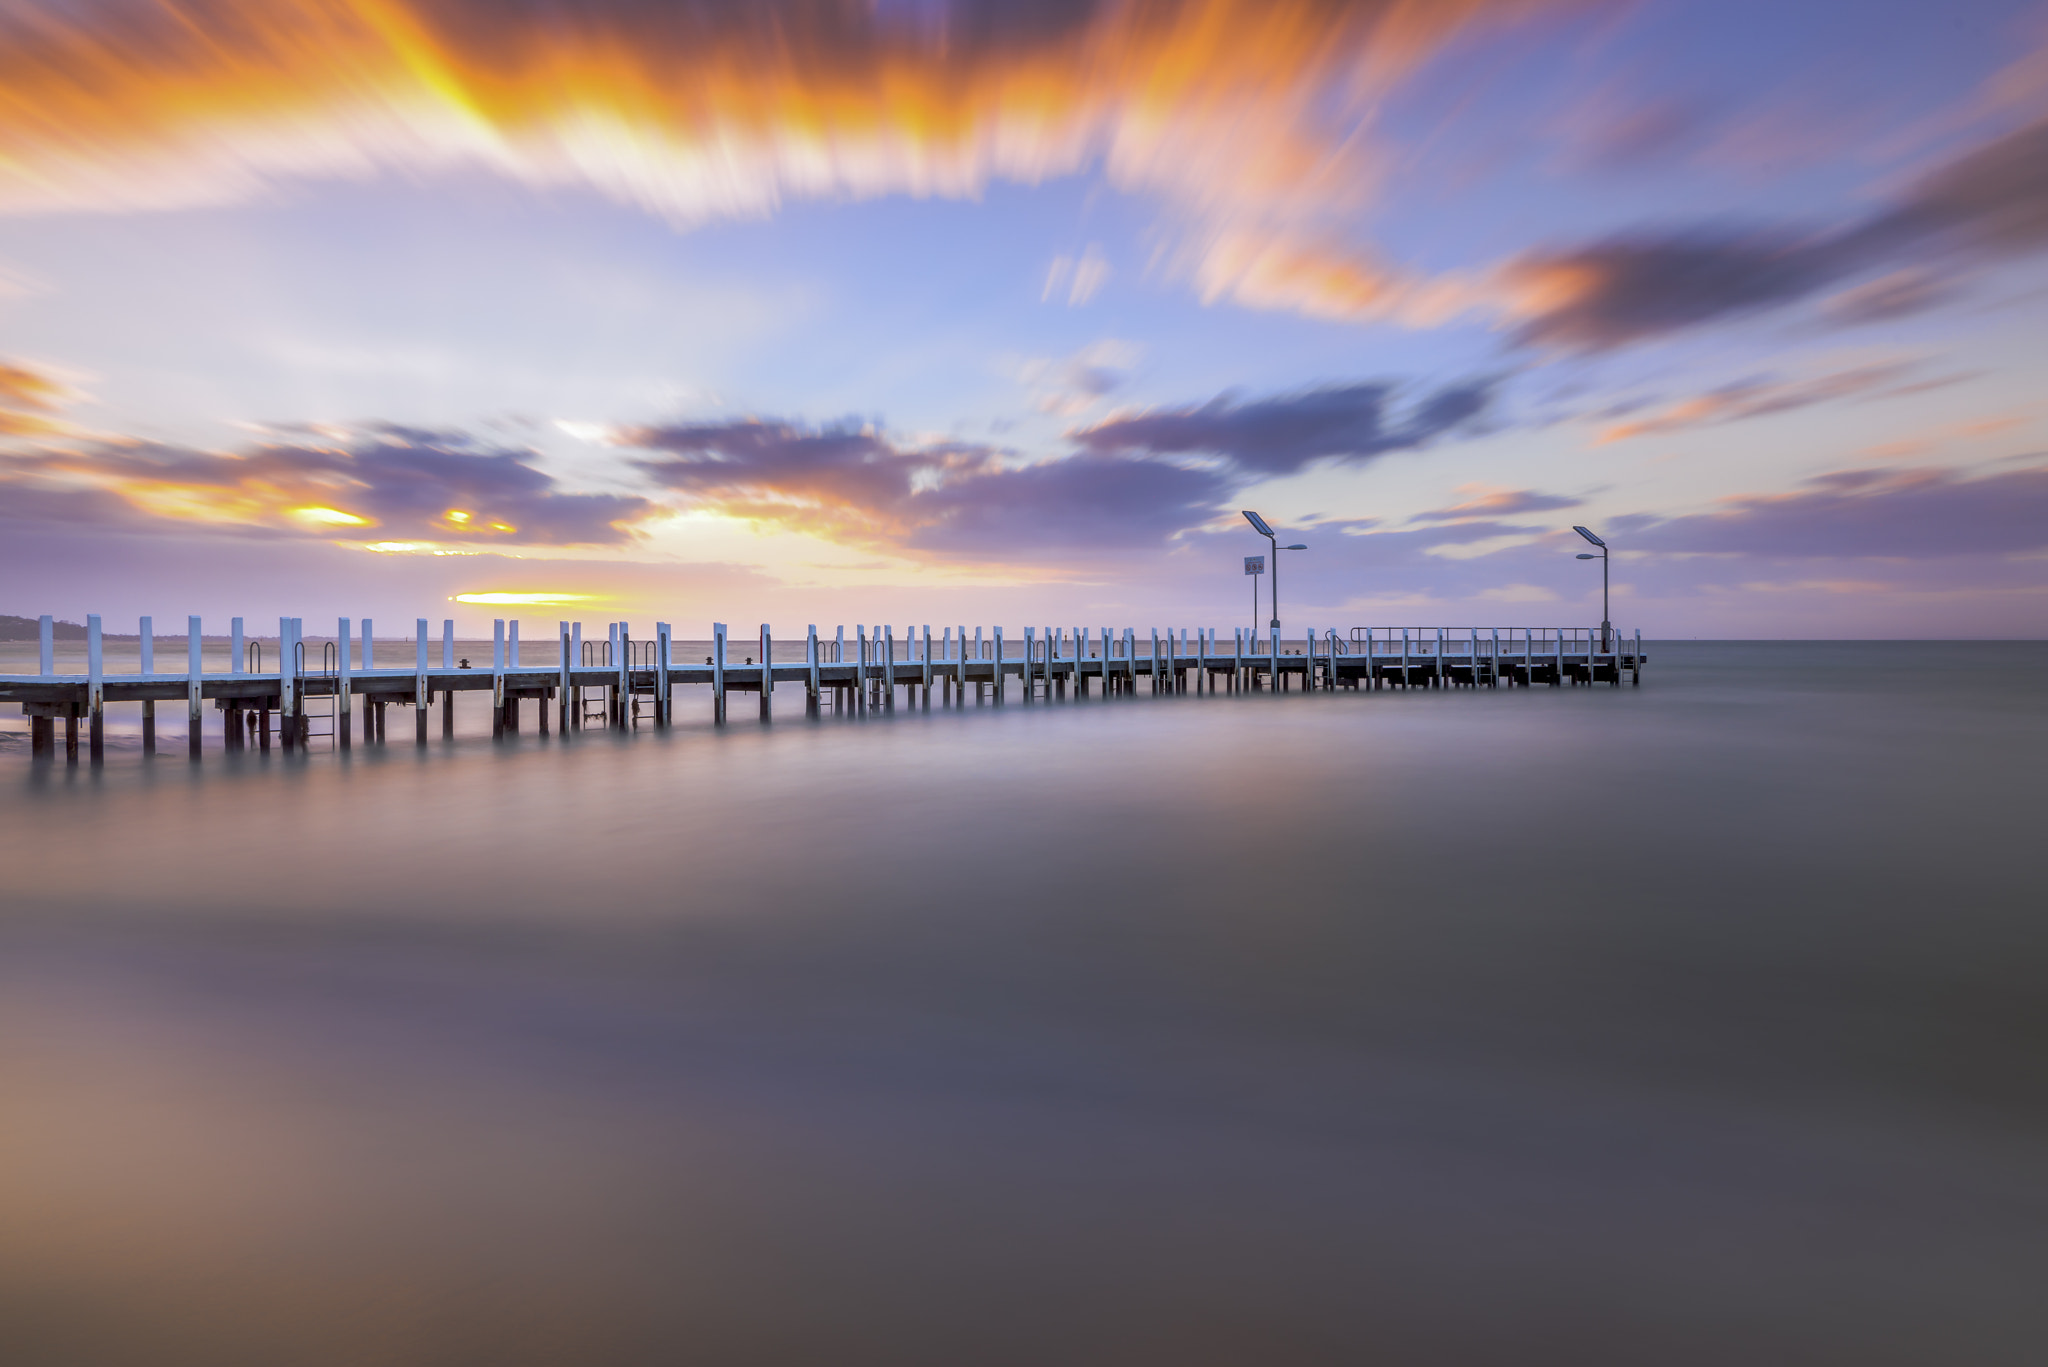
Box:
(1573, 525), (1606, 548)
(1284, 543), (1307, 550)
(1576, 553), (1596, 560)
(1242, 510), (1276, 537)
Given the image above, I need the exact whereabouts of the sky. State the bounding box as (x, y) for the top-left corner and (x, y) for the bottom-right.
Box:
(3, 0), (2046, 639)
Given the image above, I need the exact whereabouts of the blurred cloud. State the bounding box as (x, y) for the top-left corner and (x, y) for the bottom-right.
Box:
(1411, 485), (1583, 521)
(1020, 340), (1140, 416)
(1624, 464), (2048, 558)
(1, 425), (654, 545)
(0, 0), (1560, 232)
(620, 416), (1232, 556)
(1070, 378), (1496, 476)
(1592, 361), (1921, 444)
(0, 359), (78, 436)
(1502, 113), (2048, 349)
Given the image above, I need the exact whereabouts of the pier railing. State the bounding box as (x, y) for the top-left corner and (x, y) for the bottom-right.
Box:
(4, 614), (1646, 765)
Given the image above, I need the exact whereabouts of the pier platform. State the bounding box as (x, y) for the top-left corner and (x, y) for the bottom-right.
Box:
(5, 616), (1646, 763)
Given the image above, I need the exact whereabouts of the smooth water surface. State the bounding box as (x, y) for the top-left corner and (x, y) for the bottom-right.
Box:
(3, 643), (2044, 1365)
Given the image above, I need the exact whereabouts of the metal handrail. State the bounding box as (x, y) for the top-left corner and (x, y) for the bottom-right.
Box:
(246, 641), (263, 673)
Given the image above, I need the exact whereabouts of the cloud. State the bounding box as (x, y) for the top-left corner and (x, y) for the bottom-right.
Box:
(0, 359), (80, 436)
(1045, 244), (1111, 307)
(1020, 340), (1140, 416)
(1070, 378), (1496, 475)
(1592, 361), (1920, 444)
(620, 416), (1233, 556)
(1411, 485), (1583, 521)
(1624, 465), (2048, 558)
(1, 425), (654, 544)
(1180, 227), (1487, 327)
(0, 0), (1559, 232)
(1502, 110), (2048, 349)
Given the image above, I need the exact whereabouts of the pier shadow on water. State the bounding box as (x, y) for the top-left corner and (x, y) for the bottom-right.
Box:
(1, 642), (2044, 1365)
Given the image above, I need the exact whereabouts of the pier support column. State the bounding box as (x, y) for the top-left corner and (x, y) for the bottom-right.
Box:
(443, 687), (455, 737)
(141, 700), (155, 756)
(30, 715), (51, 759)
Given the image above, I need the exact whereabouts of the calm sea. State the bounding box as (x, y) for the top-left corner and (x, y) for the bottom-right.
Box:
(2, 642), (2043, 1365)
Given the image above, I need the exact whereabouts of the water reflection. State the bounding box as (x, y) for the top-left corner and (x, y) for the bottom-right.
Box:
(2, 644), (2044, 1364)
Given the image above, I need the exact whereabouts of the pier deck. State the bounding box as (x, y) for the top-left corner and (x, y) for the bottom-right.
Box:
(6, 616), (1646, 763)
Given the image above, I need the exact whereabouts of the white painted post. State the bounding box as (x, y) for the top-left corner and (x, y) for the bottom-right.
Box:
(760, 623), (773, 720)
(415, 618), (430, 737)
(186, 616), (202, 757)
(1024, 626), (1035, 697)
(138, 615), (156, 753)
(509, 619), (520, 669)
(657, 621), (673, 722)
(807, 624), (820, 707)
(616, 621), (629, 725)
(992, 626), (1003, 700)
(713, 622), (728, 721)
(278, 617), (296, 739)
(227, 616), (242, 676)
(558, 620), (572, 730)
(443, 619), (455, 670)
(85, 614), (103, 762)
(923, 625), (933, 691)
(569, 621), (582, 726)
(37, 614), (52, 675)
(492, 619), (506, 737)
(361, 618), (372, 672)
(337, 618), (353, 747)
(973, 626), (983, 689)
(1269, 625), (1280, 693)
(138, 616), (154, 675)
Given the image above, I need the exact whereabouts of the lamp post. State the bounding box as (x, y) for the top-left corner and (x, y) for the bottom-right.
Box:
(1573, 525), (1610, 648)
(1242, 510), (1307, 633)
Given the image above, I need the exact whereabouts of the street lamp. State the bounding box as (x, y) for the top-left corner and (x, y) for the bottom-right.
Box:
(1573, 525), (1610, 647)
(1242, 510), (1307, 632)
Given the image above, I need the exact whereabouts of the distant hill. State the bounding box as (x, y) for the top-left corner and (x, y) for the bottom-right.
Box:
(0, 615), (86, 641)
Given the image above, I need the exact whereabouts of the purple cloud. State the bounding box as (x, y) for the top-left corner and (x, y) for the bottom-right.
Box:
(1069, 379), (1495, 475)
(1624, 465), (2048, 558)
(1506, 113), (2048, 350)
(1, 427), (655, 544)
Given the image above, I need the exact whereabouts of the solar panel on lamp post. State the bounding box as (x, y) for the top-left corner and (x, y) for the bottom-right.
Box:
(1574, 525), (1610, 648)
(1242, 510), (1307, 635)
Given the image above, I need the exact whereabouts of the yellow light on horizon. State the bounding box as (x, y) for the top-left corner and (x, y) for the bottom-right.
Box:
(445, 509), (472, 524)
(453, 592), (603, 605)
(291, 505), (371, 526)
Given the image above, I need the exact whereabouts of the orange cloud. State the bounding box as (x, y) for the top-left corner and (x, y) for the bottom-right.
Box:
(1593, 362), (1923, 444)
(0, 1), (1561, 238)
(0, 359), (79, 436)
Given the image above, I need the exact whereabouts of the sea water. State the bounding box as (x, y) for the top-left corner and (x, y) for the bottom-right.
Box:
(2, 642), (2043, 1364)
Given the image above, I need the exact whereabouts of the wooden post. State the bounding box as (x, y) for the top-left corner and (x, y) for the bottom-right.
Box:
(617, 621), (631, 727)
(86, 614), (104, 764)
(492, 619), (506, 738)
(558, 622), (572, 731)
(806, 625), (820, 711)
(992, 626), (1004, 702)
(334, 617), (352, 748)
(276, 617), (296, 750)
(569, 622), (583, 728)
(415, 619), (430, 743)
(657, 622), (672, 724)
(713, 622), (728, 722)
(182, 615), (201, 759)
(923, 624), (933, 697)
(442, 619), (456, 736)
(1634, 629), (1642, 686)
(136, 615), (156, 755)
(760, 624), (773, 721)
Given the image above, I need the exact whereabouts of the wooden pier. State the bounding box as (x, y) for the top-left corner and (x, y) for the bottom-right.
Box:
(5, 615), (1646, 764)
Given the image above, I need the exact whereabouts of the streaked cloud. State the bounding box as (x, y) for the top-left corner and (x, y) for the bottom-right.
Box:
(0, 359), (78, 436)
(1502, 113), (2048, 349)
(1, 424), (654, 545)
(1411, 485), (1583, 522)
(1070, 378), (1496, 475)
(1592, 362), (1922, 444)
(1624, 464), (2048, 558)
(0, 0), (1559, 231)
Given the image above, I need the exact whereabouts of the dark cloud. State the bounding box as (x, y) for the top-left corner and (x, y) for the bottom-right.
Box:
(1069, 379), (1495, 475)
(623, 418), (1230, 553)
(1507, 113), (2048, 350)
(1, 427), (654, 544)
(1624, 465), (2048, 558)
